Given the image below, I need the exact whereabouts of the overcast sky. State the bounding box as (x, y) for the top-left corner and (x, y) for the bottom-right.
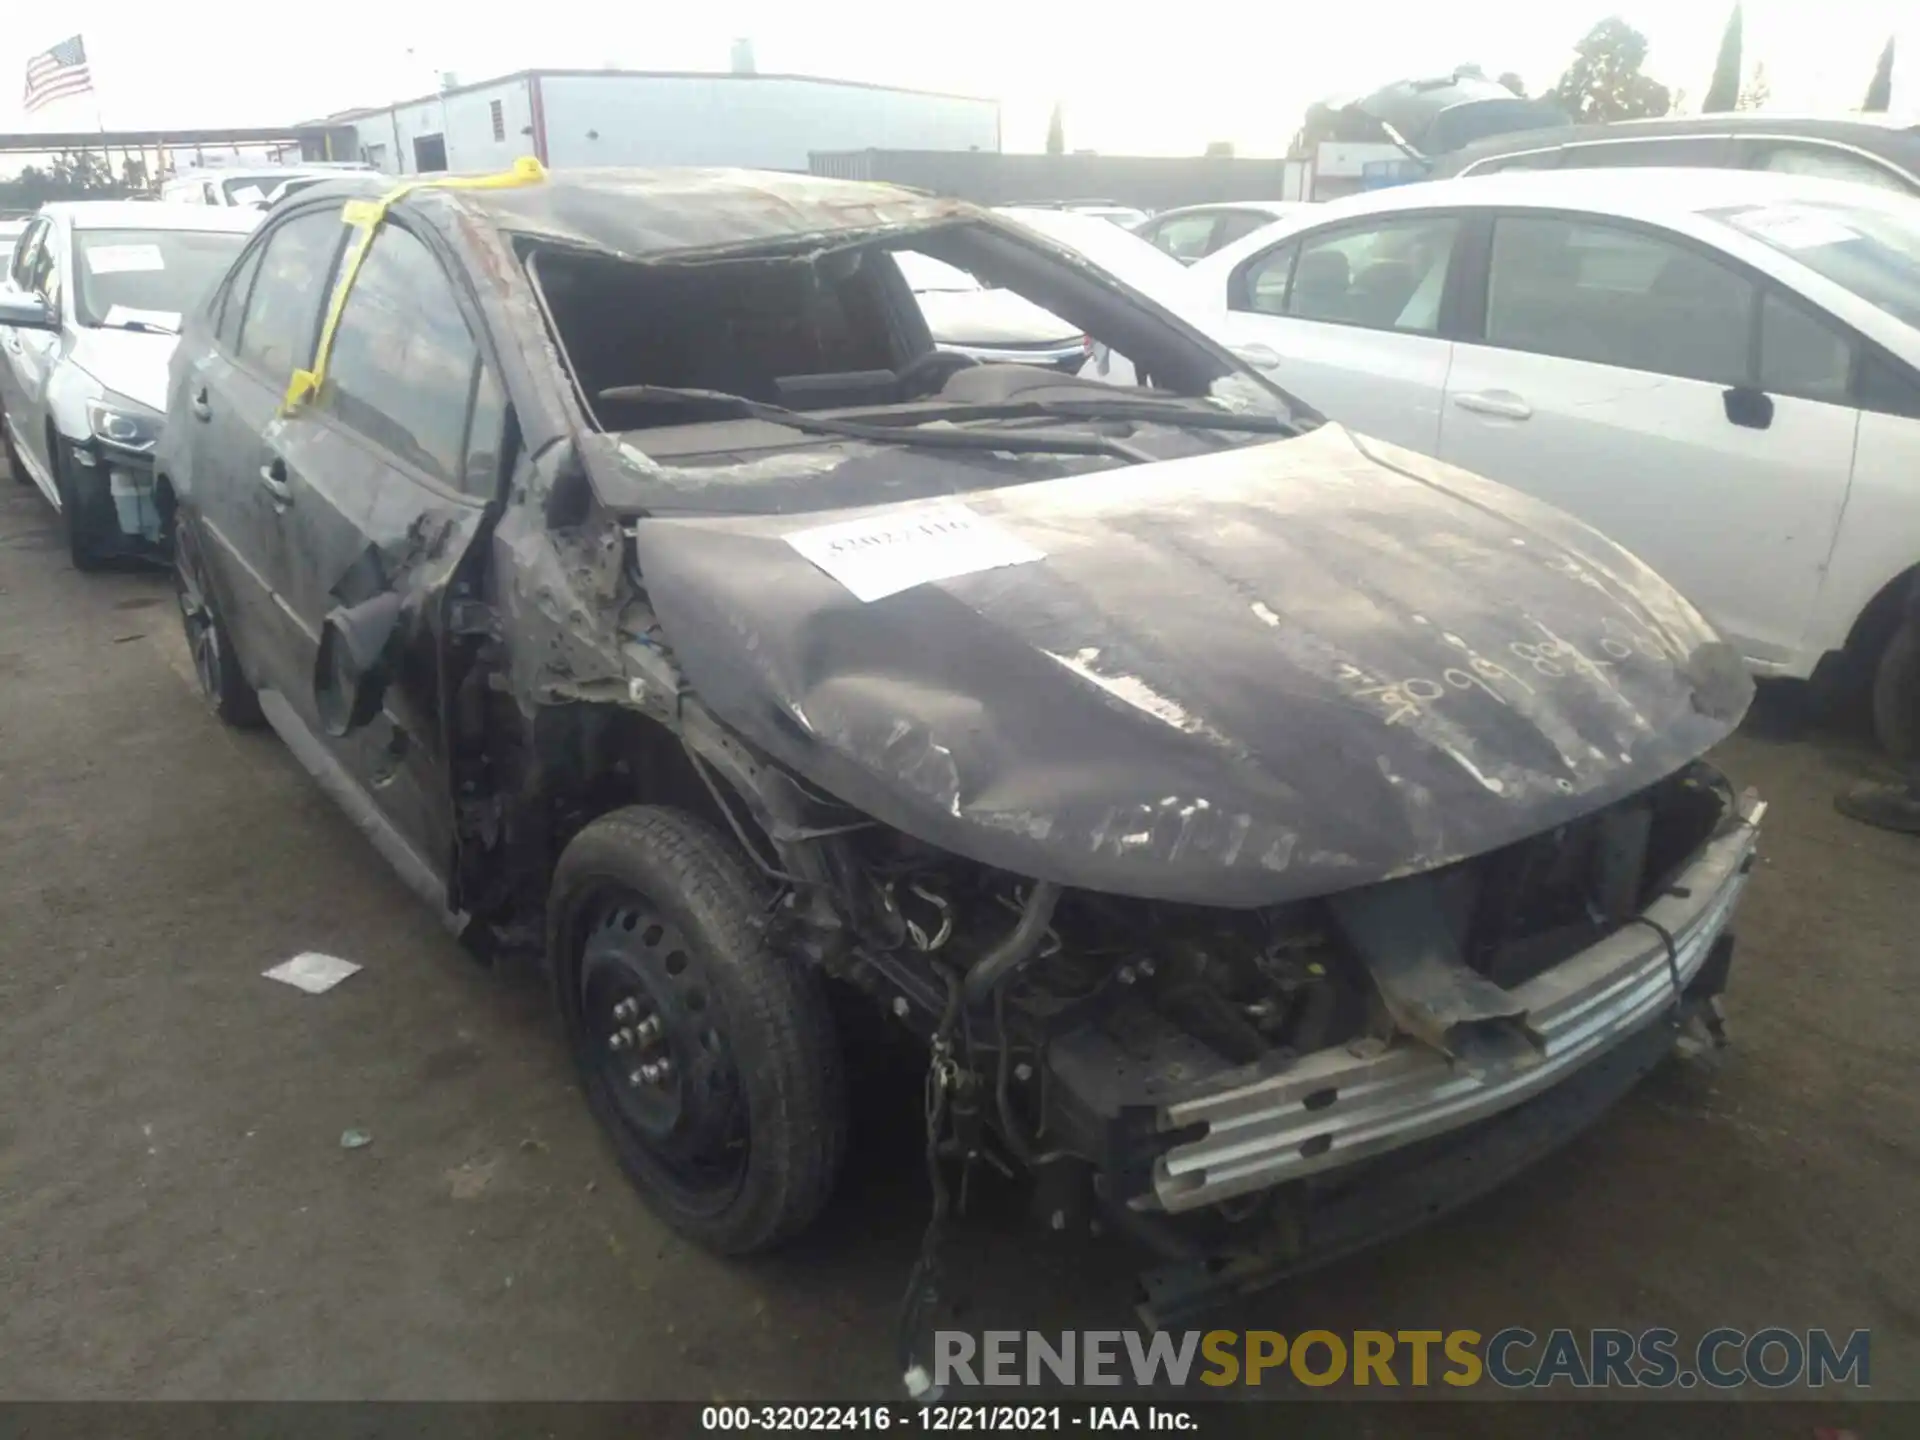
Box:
(1, 0), (1914, 156)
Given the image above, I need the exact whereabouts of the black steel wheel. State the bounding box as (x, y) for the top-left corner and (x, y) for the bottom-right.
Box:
(550, 806), (847, 1253)
(173, 522), (264, 728)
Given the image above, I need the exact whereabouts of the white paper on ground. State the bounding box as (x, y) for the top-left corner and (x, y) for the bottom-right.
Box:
(784, 502), (1046, 603)
(102, 304), (181, 331)
(83, 243), (166, 275)
(263, 952), (363, 994)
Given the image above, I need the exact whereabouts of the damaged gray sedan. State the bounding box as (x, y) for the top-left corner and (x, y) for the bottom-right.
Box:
(155, 165), (1763, 1332)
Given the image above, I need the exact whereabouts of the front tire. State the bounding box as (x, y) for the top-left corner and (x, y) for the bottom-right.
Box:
(1871, 615), (1920, 762)
(174, 521), (264, 729)
(549, 806), (847, 1254)
(50, 437), (108, 571)
(1, 415), (26, 485)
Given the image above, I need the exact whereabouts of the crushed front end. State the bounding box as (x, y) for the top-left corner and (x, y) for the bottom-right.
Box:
(834, 761), (1759, 1322)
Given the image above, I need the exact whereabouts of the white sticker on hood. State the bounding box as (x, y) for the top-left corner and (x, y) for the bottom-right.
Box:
(785, 502), (1045, 602)
(84, 243), (166, 275)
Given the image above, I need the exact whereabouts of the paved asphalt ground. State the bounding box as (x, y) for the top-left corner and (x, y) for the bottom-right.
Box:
(0, 463), (1914, 1413)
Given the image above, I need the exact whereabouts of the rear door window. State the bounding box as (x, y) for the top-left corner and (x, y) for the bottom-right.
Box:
(1268, 216), (1460, 334)
(1484, 214), (1754, 385)
(1211, 210), (1276, 250)
(1758, 290), (1853, 403)
(1148, 213), (1223, 262)
(9, 219), (46, 290)
(215, 242), (266, 352)
(235, 209), (346, 381)
(319, 224), (483, 491)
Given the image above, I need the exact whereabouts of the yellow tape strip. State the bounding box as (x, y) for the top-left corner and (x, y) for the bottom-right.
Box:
(284, 155), (547, 409)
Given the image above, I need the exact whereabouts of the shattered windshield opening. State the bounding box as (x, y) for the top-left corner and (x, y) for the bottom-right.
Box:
(527, 217), (1298, 451)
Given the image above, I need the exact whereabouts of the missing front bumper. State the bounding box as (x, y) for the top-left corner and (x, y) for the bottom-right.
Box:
(1145, 807), (1761, 1214)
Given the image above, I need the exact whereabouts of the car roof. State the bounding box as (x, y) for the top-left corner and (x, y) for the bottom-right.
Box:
(39, 200), (262, 233)
(1154, 201), (1306, 218)
(1444, 112), (1920, 171)
(1265, 166), (1913, 226)
(294, 165), (976, 259)
(1190, 167), (1920, 284)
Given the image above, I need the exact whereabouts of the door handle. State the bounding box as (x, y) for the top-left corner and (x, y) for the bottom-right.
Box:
(189, 387), (212, 422)
(1452, 390), (1533, 421)
(2, 334), (19, 355)
(259, 456), (293, 506)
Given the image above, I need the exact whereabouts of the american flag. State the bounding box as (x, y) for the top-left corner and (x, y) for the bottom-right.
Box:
(23, 36), (93, 114)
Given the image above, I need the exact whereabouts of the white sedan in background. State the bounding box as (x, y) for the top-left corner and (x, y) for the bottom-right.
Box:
(1133, 201), (1314, 263)
(1185, 169), (1920, 754)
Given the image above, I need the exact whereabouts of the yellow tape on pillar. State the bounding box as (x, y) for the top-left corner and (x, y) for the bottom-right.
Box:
(283, 155), (547, 410)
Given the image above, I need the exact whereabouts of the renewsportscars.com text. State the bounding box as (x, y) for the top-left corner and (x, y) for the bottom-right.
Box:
(933, 1327), (1871, 1390)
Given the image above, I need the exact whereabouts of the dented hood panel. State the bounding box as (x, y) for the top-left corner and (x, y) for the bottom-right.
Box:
(631, 425), (1750, 906)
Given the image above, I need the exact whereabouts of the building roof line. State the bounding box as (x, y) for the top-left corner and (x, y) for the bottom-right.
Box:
(309, 68), (1000, 125)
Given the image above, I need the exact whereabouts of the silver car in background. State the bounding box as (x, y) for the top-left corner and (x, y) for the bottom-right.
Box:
(0, 201), (257, 567)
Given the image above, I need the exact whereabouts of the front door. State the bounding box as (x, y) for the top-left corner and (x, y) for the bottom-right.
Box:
(1214, 212), (1462, 452)
(2, 220), (62, 491)
(1437, 211), (1857, 670)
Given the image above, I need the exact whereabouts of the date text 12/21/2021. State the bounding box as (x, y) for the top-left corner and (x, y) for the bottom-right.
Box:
(701, 1406), (1199, 1432)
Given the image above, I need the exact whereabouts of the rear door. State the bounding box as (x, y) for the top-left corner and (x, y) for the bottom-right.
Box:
(1216, 212), (1463, 452)
(263, 219), (504, 873)
(184, 205), (348, 687)
(1437, 210), (1858, 669)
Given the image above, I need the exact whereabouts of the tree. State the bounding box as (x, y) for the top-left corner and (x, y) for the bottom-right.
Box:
(1497, 71), (1528, 98)
(1550, 18), (1674, 124)
(1737, 61), (1771, 110)
(1203, 140), (1235, 158)
(1703, 4), (1743, 112)
(1865, 36), (1895, 113)
(1045, 103), (1065, 156)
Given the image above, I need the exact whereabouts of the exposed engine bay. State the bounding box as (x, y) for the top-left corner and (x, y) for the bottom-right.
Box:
(828, 759), (1742, 1226)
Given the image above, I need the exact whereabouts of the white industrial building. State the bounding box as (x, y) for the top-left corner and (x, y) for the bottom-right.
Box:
(322, 69), (1002, 177)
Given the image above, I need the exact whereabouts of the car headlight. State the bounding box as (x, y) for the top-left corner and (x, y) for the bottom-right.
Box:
(86, 395), (164, 454)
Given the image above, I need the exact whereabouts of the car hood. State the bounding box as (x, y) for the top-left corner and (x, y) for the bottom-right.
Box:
(66, 326), (177, 413)
(630, 424), (1750, 907)
(917, 287), (1081, 348)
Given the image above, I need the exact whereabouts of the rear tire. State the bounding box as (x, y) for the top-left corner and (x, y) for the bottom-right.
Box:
(1871, 616), (1920, 763)
(549, 805), (847, 1254)
(174, 521), (264, 729)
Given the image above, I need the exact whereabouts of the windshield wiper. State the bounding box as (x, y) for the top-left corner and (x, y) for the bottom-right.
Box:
(598, 384), (1157, 465)
(97, 318), (178, 335)
(954, 395), (1298, 436)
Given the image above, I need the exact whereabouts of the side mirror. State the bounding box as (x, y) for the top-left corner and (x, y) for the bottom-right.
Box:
(1232, 342), (1281, 369)
(314, 591), (403, 737)
(0, 291), (56, 332)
